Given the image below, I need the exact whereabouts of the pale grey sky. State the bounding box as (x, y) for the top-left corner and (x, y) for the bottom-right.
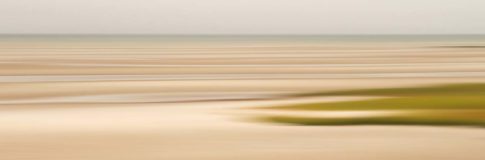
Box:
(1, 0), (484, 34)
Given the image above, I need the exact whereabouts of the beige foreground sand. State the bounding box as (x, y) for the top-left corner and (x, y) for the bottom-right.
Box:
(1, 97), (485, 160)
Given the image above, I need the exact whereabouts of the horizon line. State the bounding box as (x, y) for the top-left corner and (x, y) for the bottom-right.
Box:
(1, 33), (485, 36)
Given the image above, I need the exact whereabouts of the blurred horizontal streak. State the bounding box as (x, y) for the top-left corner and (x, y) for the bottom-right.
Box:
(2, 62), (485, 67)
(2, 72), (485, 82)
(0, 92), (279, 105)
(1, 36), (485, 102)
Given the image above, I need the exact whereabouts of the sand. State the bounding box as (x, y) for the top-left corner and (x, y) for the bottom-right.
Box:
(2, 35), (485, 160)
(1, 97), (485, 160)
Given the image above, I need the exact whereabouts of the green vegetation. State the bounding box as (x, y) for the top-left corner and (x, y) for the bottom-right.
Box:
(294, 83), (485, 97)
(262, 113), (485, 127)
(263, 83), (485, 127)
(273, 96), (485, 111)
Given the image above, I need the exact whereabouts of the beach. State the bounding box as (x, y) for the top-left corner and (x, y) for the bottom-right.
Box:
(1, 35), (485, 160)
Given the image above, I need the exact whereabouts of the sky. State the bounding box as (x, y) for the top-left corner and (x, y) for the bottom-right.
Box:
(1, 0), (484, 34)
